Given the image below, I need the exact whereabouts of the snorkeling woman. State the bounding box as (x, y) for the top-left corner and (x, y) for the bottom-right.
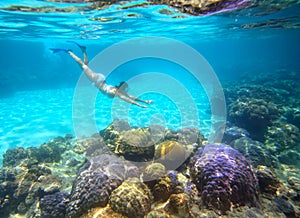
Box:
(50, 41), (153, 108)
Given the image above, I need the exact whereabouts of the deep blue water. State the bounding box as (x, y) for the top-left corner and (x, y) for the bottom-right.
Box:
(0, 1), (300, 163)
(1, 33), (300, 94)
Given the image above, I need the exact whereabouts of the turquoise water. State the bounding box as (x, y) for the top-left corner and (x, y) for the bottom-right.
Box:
(0, 1), (300, 217)
(0, 2), (300, 162)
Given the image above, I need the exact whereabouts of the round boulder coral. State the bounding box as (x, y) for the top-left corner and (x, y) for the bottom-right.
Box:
(109, 178), (153, 218)
(189, 144), (259, 215)
(40, 192), (69, 218)
(100, 121), (155, 161)
(143, 162), (166, 182)
(66, 154), (138, 218)
(67, 171), (120, 218)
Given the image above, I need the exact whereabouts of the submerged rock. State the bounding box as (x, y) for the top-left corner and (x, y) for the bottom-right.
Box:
(278, 150), (300, 167)
(189, 144), (259, 215)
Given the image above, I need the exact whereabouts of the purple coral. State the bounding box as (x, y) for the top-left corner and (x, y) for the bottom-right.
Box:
(189, 144), (259, 215)
(66, 154), (138, 218)
(40, 192), (69, 218)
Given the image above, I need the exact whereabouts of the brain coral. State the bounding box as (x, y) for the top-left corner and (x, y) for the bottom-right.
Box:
(67, 171), (120, 218)
(109, 178), (153, 218)
(40, 192), (69, 218)
(189, 144), (259, 215)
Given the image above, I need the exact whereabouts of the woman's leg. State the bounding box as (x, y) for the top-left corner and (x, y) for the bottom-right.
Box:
(67, 41), (88, 64)
(67, 51), (100, 83)
(67, 50), (84, 67)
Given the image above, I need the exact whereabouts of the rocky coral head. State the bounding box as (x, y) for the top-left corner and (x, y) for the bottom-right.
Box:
(190, 144), (259, 215)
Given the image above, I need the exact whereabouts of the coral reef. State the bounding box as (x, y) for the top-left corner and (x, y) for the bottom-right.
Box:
(154, 140), (186, 169)
(0, 135), (85, 217)
(100, 120), (155, 161)
(72, 134), (110, 157)
(67, 171), (119, 218)
(164, 127), (204, 147)
(222, 125), (250, 144)
(255, 165), (282, 195)
(166, 193), (192, 217)
(285, 107), (300, 129)
(149, 0), (250, 15)
(80, 205), (126, 218)
(0, 168), (18, 217)
(109, 177), (153, 218)
(67, 154), (138, 218)
(230, 136), (279, 168)
(2, 147), (29, 167)
(273, 197), (298, 217)
(189, 144), (259, 215)
(100, 120), (204, 163)
(264, 123), (300, 168)
(224, 84), (289, 106)
(40, 192), (70, 218)
(2, 71), (300, 218)
(0, 162), (62, 217)
(229, 98), (280, 139)
(28, 136), (70, 163)
(264, 123), (300, 154)
(143, 162), (166, 182)
(152, 171), (180, 202)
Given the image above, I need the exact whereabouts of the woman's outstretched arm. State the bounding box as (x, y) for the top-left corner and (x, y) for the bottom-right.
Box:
(123, 92), (153, 104)
(117, 93), (147, 108)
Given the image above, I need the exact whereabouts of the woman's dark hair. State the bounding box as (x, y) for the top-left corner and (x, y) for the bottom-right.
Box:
(117, 81), (128, 91)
